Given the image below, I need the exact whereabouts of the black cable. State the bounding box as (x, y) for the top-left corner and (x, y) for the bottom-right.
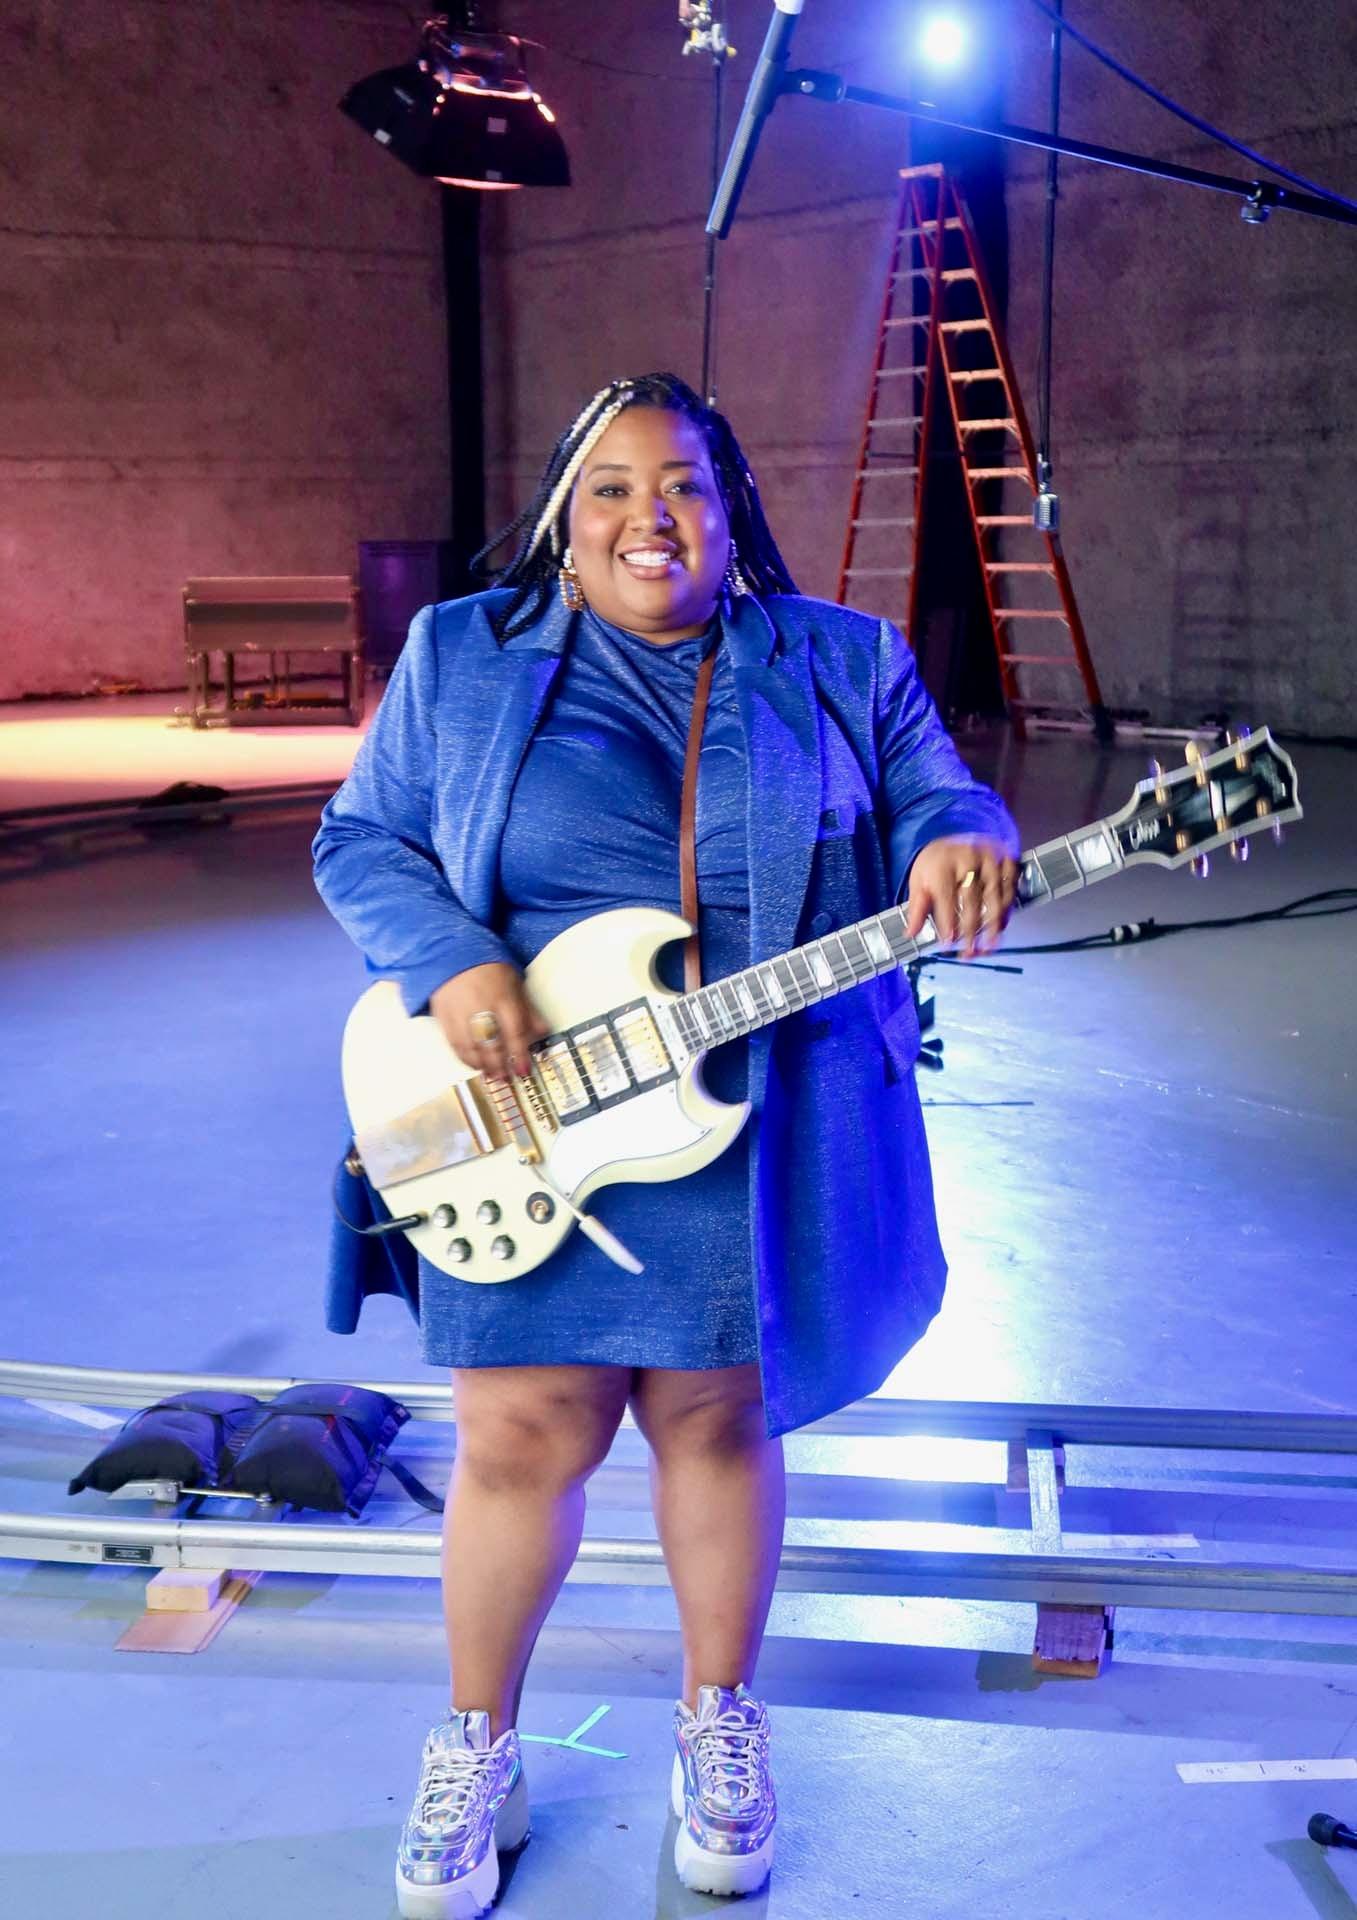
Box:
(332, 1160), (425, 1237)
(553, 44), (707, 86)
(928, 888), (1357, 960)
(1035, 0), (1062, 492)
(1024, 0), (1357, 214)
(700, 32), (727, 406)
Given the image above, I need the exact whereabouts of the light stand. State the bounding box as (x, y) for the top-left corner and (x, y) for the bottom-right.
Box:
(680, 3), (737, 406)
(1033, 0), (1062, 533)
(341, 0), (571, 602)
(441, 191), (487, 596)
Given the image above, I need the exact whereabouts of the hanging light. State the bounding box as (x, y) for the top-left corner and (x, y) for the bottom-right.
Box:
(340, 11), (570, 190)
(915, 13), (970, 70)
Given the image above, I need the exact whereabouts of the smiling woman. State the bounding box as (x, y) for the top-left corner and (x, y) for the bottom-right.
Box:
(477, 370), (798, 648)
(311, 368), (1019, 1916)
(566, 409), (730, 639)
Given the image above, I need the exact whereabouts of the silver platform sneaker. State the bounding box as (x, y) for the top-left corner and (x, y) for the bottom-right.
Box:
(670, 1684), (776, 1896)
(395, 1709), (529, 1920)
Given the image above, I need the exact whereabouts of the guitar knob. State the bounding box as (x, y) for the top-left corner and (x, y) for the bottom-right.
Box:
(446, 1238), (472, 1264)
(476, 1200), (502, 1225)
(1230, 837), (1250, 863)
(432, 1203), (457, 1229)
(526, 1193), (556, 1224)
(490, 1235), (516, 1261)
(1190, 853), (1210, 879)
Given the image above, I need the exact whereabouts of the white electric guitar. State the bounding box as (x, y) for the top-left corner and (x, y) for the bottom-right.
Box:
(341, 730), (1301, 1283)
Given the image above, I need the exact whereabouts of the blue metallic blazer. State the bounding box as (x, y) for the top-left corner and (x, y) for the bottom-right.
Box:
(314, 586), (1018, 1436)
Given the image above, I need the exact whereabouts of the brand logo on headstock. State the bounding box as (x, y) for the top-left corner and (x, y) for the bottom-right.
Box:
(1127, 816), (1162, 849)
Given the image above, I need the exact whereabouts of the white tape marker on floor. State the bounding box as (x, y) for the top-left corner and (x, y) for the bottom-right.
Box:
(23, 1399), (121, 1430)
(1178, 1759), (1357, 1784)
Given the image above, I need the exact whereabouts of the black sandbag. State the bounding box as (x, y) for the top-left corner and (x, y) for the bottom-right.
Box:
(68, 1391), (262, 1496)
(224, 1383), (408, 1516)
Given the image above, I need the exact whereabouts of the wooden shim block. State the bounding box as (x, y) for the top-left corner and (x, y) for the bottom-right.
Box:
(1006, 1437), (1066, 1492)
(146, 1567), (227, 1613)
(1032, 1602), (1115, 1678)
(117, 1571), (261, 1655)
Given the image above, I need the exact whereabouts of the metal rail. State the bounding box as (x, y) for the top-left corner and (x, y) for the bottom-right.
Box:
(7, 1359), (1357, 1452)
(6, 1359), (1357, 1618)
(4, 1507), (1357, 1615)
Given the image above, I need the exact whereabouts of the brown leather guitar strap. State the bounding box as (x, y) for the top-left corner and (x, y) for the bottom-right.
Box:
(679, 643), (718, 993)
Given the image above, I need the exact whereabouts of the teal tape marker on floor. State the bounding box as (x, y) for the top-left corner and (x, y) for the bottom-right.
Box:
(521, 1704), (627, 1760)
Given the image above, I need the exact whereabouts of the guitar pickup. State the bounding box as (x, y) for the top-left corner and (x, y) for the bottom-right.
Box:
(533, 1001), (678, 1127)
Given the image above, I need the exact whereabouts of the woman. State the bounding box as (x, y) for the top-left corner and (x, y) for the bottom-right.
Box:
(313, 372), (1018, 1918)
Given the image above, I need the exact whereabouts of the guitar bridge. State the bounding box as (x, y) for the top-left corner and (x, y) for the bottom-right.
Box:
(481, 1075), (547, 1164)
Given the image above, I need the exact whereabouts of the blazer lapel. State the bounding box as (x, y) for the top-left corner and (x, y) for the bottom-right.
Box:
(443, 595), (569, 916)
(725, 593), (823, 975)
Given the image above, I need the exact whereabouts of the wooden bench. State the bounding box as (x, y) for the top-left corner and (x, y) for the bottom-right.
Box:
(183, 575), (364, 727)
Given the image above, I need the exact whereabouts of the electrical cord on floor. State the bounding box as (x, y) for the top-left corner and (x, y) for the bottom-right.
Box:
(923, 888), (1357, 963)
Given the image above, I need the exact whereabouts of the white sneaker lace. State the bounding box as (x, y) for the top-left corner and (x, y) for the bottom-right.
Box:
(693, 1709), (764, 1806)
(416, 1746), (494, 1832)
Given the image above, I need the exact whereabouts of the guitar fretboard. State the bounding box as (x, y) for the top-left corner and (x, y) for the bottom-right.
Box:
(666, 818), (1123, 1055)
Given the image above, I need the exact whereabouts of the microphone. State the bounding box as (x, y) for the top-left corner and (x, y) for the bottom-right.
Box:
(706, 0), (806, 238)
(1309, 1814), (1357, 1849)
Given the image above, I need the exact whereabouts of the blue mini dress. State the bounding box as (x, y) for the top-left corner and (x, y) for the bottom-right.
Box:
(417, 611), (760, 1373)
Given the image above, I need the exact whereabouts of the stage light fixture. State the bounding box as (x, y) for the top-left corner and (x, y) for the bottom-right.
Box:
(340, 12), (569, 190)
(916, 13), (969, 70)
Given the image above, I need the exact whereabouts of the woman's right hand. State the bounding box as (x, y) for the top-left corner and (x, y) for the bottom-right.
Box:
(430, 962), (551, 1083)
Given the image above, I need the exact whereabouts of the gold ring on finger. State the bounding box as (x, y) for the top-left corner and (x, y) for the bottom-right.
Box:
(469, 1009), (501, 1043)
(959, 869), (978, 891)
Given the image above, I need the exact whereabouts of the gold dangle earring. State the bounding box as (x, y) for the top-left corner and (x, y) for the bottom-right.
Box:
(724, 547), (749, 598)
(558, 545), (586, 613)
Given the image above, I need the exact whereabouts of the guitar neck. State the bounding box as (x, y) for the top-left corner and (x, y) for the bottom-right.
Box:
(664, 818), (1120, 1055)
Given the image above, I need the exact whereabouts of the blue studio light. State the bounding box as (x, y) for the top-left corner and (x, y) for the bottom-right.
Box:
(916, 12), (970, 69)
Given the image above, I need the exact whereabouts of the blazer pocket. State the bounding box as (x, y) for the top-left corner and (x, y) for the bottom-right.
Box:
(879, 997), (921, 1085)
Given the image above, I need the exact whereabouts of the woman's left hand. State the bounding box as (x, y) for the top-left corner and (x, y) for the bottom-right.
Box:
(904, 836), (1018, 958)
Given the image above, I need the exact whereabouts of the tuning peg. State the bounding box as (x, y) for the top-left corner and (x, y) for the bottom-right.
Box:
(1230, 837), (1250, 863)
(1190, 853), (1210, 878)
(1271, 820), (1285, 846)
(1226, 723), (1253, 772)
(1185, 740), (1208, 788)
(1148, 757), (1168, 804)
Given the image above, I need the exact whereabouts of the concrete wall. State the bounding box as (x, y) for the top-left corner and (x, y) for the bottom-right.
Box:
(1, 1), (451, 701)
(7, 1), (1353, 730)
(482, 0), (1356, 734)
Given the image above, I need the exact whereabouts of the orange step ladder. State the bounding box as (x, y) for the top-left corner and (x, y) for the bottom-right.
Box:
(837, 164), (1111, 742)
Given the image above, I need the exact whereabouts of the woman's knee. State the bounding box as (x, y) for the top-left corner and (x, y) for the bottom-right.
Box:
(453, 1366), (629, 1494)
(631, 1365), (768, 1459)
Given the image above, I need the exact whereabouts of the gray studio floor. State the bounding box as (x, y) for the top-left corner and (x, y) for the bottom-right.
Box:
(3, 699), (1357, 1919)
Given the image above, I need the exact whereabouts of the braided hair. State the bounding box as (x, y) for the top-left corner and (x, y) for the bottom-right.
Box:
(473, 372), (798, 641)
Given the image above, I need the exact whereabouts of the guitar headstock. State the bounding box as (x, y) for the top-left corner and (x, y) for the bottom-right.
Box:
(1108, 728), (1301, 874)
